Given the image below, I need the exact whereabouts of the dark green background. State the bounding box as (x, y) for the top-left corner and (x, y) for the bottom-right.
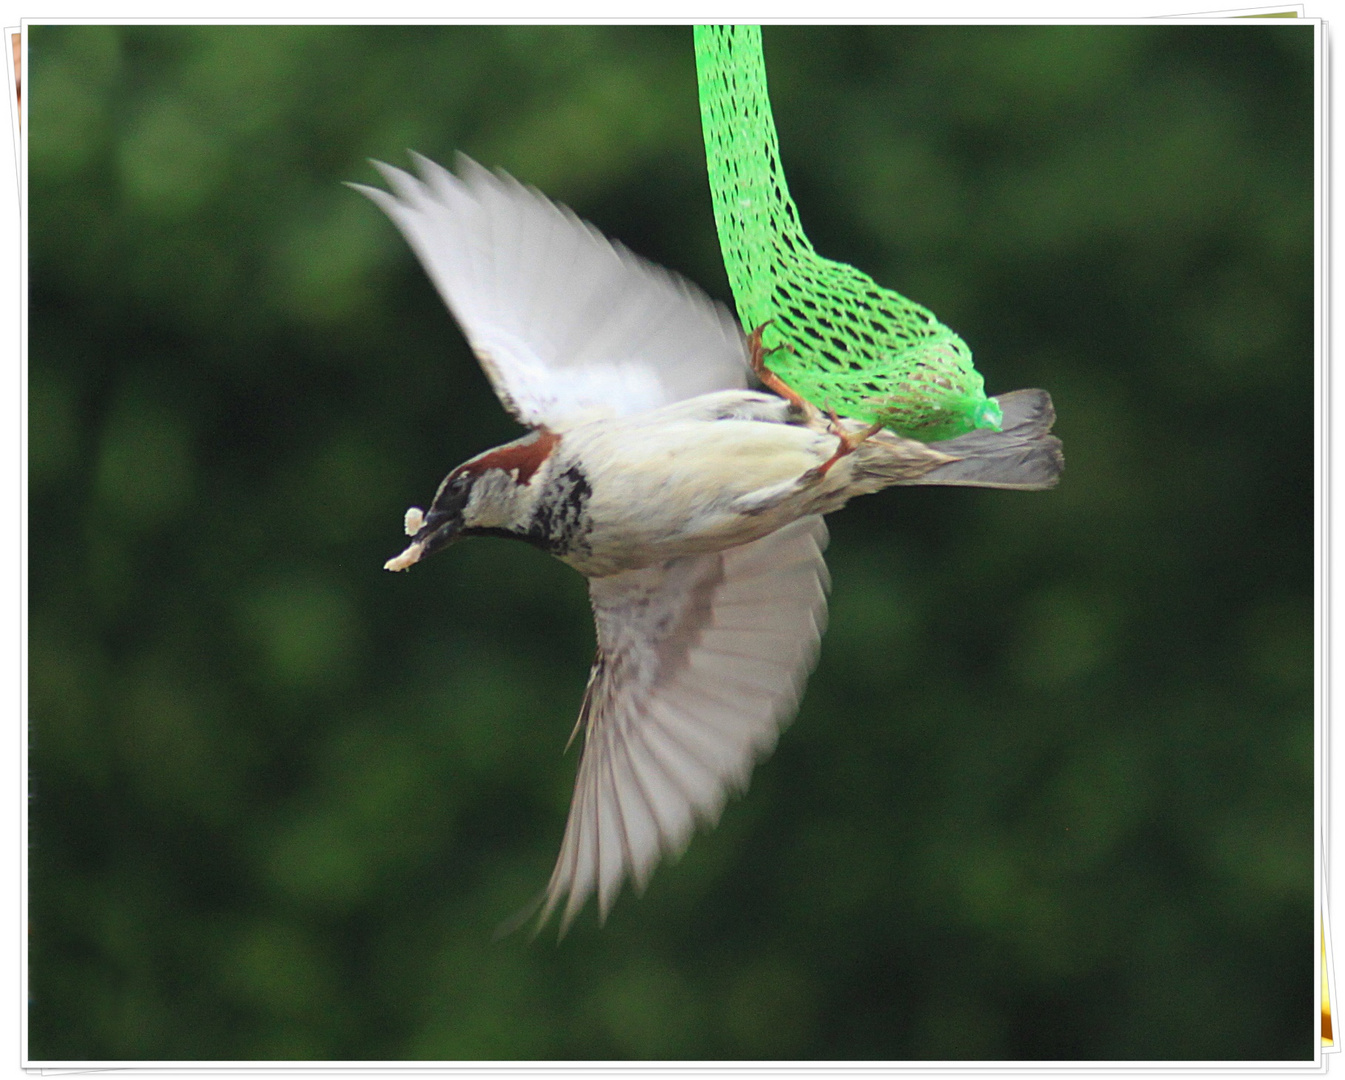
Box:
(27, 23), (1316, 1061)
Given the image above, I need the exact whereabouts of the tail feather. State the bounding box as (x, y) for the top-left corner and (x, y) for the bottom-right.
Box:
(916, 389), (1063, 490)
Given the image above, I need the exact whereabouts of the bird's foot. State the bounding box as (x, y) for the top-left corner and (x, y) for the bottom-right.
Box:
(812, 407), (886, 478)
(746, 322), (810, 413)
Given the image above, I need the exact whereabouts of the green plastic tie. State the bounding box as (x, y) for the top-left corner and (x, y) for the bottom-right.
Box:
(694, 25), (1002, 442)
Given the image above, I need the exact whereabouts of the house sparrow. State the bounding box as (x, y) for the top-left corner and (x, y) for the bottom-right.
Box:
(352, 153), (1062, 932)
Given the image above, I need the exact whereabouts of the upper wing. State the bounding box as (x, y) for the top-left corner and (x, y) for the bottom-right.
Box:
(542, 516), (830, 932)
(351, 153), (750, 431)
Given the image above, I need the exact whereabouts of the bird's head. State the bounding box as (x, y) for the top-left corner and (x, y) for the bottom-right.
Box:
(383, 432), (558, 572)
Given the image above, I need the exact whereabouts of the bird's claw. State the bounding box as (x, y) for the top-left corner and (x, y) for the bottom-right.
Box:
(824, 406), (885, 454)
(809, 406), (886, 479)
(746, 321), (810, 413)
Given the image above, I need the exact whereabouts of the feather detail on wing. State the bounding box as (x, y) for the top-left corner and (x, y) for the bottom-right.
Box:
(542, 516), (830, 933)
(350, 153), (750, 431)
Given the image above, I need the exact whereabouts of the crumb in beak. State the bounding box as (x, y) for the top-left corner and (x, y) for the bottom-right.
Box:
(384, 541), (425, 572)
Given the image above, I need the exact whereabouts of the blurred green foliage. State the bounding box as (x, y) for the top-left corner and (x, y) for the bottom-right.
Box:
(27, 23), (1314, 1061)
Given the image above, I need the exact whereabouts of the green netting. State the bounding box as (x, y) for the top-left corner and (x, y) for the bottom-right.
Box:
(694, 25), (1002, 442)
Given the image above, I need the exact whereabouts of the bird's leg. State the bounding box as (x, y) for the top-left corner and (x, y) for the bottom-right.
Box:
(811, 406), (887, 479)
(746, 322), (811, 414)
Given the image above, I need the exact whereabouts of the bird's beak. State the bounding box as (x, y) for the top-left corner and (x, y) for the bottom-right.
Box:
(383, 504), (462, 572)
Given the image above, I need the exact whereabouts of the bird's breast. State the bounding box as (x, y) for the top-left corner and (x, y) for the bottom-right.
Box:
(548, 416), (837, 576)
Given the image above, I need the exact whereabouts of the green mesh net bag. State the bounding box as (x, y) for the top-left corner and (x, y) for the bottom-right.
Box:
(694, 24), (1003, 442)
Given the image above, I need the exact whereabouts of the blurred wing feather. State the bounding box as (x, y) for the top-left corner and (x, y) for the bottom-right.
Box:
(351, 153), (749, 430)
(542, 516), (830, 932)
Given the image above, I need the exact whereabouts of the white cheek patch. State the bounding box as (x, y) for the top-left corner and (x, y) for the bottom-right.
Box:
(404, 506), (426, 536)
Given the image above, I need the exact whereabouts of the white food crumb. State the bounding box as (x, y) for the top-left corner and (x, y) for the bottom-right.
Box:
(384, 542), (424, 572)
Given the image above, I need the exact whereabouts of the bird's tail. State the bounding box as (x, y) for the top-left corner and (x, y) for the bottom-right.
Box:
(914, 388), (1063, 490)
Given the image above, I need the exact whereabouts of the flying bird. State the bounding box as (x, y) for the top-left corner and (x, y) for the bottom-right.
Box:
(352, 153), (1062, 932)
